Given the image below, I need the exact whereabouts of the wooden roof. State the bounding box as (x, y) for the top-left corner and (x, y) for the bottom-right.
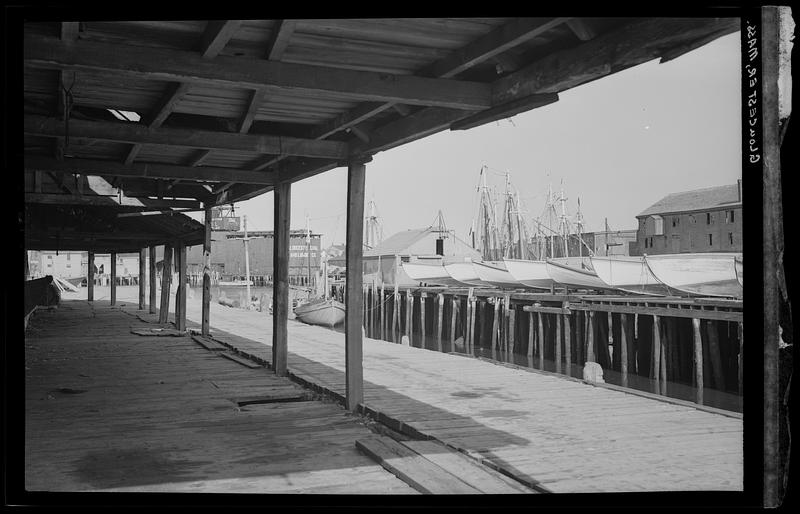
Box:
(23, 17), (740, 214)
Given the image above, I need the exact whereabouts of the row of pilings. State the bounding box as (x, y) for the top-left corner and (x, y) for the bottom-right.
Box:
(360, 285), (743, 411)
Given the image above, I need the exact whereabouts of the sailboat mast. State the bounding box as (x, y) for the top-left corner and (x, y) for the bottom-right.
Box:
(560, 184), (569, 258)
(516, 189), (525, 260)
(547, 183), (554, 259)
(306, 215), (312, 288)
(243, 214), (251, 309)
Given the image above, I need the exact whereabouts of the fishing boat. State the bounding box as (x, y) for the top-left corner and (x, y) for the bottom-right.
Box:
(294, 297), (345, 327)
(544, 259), (610, 291)
(472, 260), (529, 289)
(502, 258), (554, 290)
(443, 261), (490, 287)
(644, 253), (743, 298)
(591, 255), (681, 296)
(294, 254), (345, 327)
(402, 262), (468, 288)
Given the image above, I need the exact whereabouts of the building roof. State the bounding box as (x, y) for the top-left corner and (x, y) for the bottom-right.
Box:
(364, 228), (431, 257)
(637, 183), (741, 217)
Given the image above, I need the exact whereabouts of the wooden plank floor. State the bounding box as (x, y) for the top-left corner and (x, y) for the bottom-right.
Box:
(71, 288), (743, 493)
(24, 300), (418, 494)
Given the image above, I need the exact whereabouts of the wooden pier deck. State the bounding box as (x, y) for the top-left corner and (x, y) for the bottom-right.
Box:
(24, 301), (419, 494)
(162, 293), (744, 494)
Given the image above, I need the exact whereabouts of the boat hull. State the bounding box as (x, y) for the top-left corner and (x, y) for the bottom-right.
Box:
(502, 259), (554, 290)
(591, 256), (680, 296)
(472, 261), (531, 289)
(402, 262), (469, 288)
(645, 253), (743, 298)
(294, 298), (345, 327)
(545, 260), (610, 290)
(443, 262), (489, 287)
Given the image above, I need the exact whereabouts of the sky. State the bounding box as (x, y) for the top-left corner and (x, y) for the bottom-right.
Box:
(202, 31), (742, 251)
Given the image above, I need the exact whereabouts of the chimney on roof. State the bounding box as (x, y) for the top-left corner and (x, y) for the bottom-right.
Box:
(737, 179), (742, 202)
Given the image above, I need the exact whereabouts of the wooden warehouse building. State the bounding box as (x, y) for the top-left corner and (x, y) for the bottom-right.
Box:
(16, 12), (791, 504)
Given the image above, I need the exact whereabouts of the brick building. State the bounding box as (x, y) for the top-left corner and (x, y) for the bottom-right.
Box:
(631, 181), (742, 256)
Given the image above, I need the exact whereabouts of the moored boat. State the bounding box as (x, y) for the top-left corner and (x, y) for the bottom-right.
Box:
(294, 297), (346, 327)
(591, 255), (680, 296)
(502, 258), (554, 290)
(644, 253), (742, 298)
(443, 261), (490, 287)
(218, 279), (254, 286)
(471, 260), (529, 289)
(402, 262), (469, 288)
(545, 259), (611, 291)
(735, 255), (743, 287)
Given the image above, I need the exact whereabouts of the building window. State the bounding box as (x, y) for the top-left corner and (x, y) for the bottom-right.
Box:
(729, 232), (734, 245)
(690, 215), (696, 224)
(706, 213), (712, 225)
(672, 217), (677, 227)
(67, 254), (71, 261)
(730, 210), (735, 223)
(709, 234), (713, 246)
(47, 255), (52, 260)
(644, 238), (649, 249)
(66, 264), (71, 268)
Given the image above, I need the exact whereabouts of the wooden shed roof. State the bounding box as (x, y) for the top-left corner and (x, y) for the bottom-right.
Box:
(23, 17), (740, 216)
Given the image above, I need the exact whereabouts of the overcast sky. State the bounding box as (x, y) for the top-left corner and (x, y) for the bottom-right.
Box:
(206, 31), (742, 251)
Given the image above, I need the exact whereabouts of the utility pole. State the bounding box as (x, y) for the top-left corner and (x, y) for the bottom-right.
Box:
(243, 214), (251, 309)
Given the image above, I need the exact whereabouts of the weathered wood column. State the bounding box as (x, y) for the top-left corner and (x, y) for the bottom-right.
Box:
(344, 159), (367, 412)
(87, 251), (94, 302)
(692, 318), (704, 405)
(273, 181), (291, 377)
(620, 313), (630, 388)
(563, 310), (572, 377)
(110, 252), (117, 306)
(652, 315), (661, 395)
(159, 244), (173, 324)
(148, 246), (157, 314)
(436, 293), (444, 352)
(202, 207), (213, 336)
(175, 242), (187, 332)
(138, 248), (146, 310)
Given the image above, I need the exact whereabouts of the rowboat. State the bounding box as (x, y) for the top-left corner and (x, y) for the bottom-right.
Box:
(591, 256), (680, 296)
(544, 259), (611, 291)
(644, 253), (743, 298)
(443, 262), (490, 287)
(502, 259), (555, 290)
(471, 260), (529, 289)
(294, 297), (346, 327)
(402, 262), (470, 287)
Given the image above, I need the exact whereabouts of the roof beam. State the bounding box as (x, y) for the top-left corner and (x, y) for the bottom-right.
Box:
(26, 156), (277, 185)
(237, 89), (268, 134)
(25, 193), (202, 209)
(565, 19), (597, 41)
(492, 17), (740, 104)
(25, 115), (350, 159)
(266, 20), (297, 60)
(24, 36), (492, 110)
(200, 20), (243, 58)
(450, 93), (559, 131)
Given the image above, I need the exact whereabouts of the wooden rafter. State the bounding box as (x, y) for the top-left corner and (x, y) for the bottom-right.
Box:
(25, 193), (202, 209)
(237, 89), (269, 134)
(26, 155), (276, 185)
(25, 115), (350, 159)
(565, 19), (597, 41)
(266, 20), (297, 60)
(23, 36), (493, 110)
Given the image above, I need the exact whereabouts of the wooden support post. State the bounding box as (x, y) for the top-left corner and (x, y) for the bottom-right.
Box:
(148, 246), (156, 314)
(563, 311), (571, 378)
(273, 181), (291, 377)
(692, 318), (704, 405)
(738, 322), (743, 396)
(173, 242), (182, 329)
(87, 251), (94, 302)
(652, 314), (661, 395)
(159, 244), (172, 323)
(202, 208), (212, 336)
(555, 312), (562, 374)
(607, 311), (614, 368)
(451, 296), (458, 350)
(138, 248), (146, 310)
(660, 327), (667, 396)
(469, 297), (477, 355)
(392, 291), (399, 343)
(420, 292), (427, 348)
(380, 283), (386, 341)
(508, 304), (516, 361)
(344, 160), (366, 411)
(406, 290), (413, 346)
(464, 295), (471, 351)
(436, 293), (444, 352)
(527, 311), (534, 359)
(491, 298), (500, 350)
(575, 310), (583, 366)
(363, 286), (368, 336)
(502, 294), (510, 354)
(705, 319), (725, 391)
(620, 313), (629, 388)
(175, 242), (187, 332)
(537, 311), (545, 370)
(110, 252), (117, 306)
(586, 311), (595, 363)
